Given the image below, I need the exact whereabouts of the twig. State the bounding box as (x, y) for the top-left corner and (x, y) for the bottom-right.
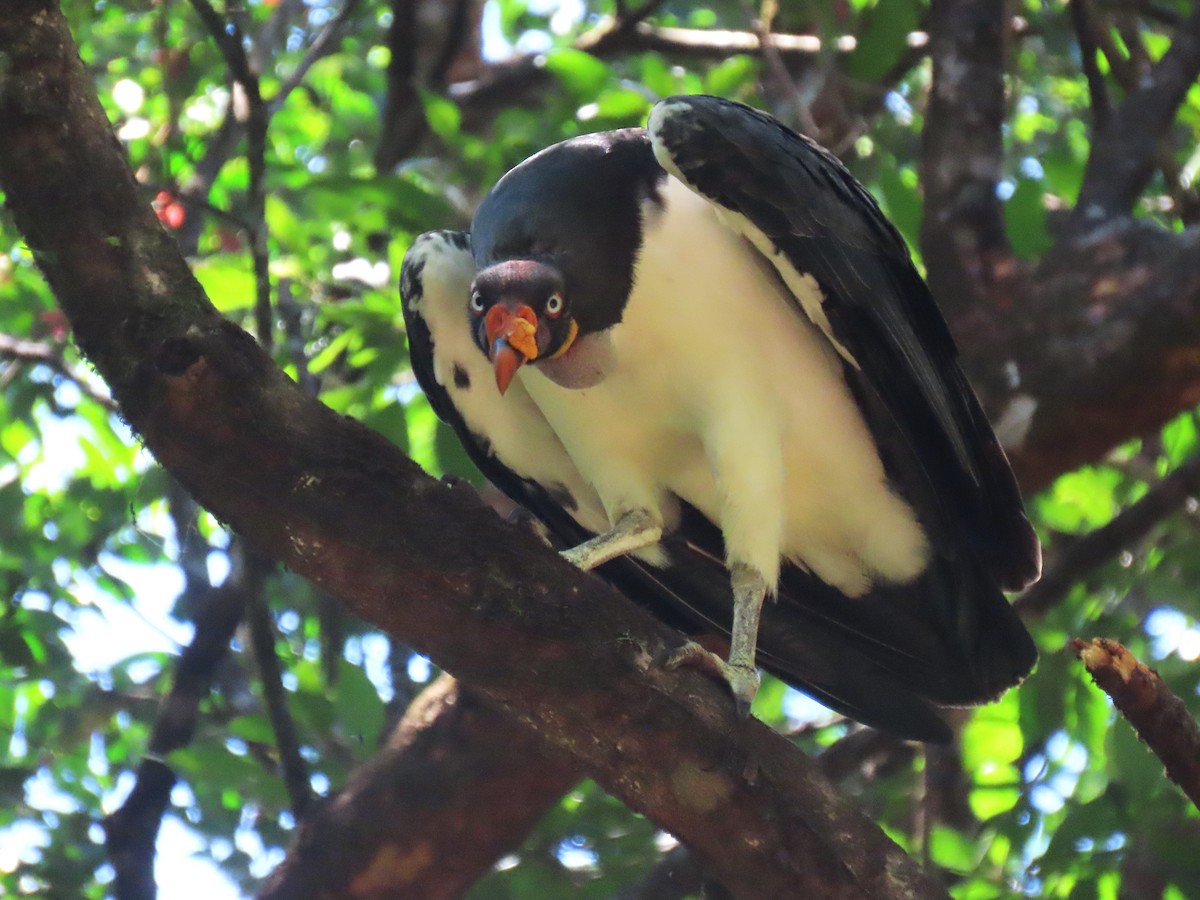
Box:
(0, 332), (116, 410)
(188, 0), (271, 346)
(153, 183), (253, 234)
(104, 575), (249, 900)
(1015, 452), (1200, 617)
(1072, 4), (1200, 225)
(585, 19), (891, 60)
(178, 1), (356, 251)
(1071, 638), (1200, 812)
(742, 0), (822, 138)
(253, 0), (306, 74)
(450, 21), (904, 115)
(276, 279), (318, 395)
(1069, 0), (1112, 134)
(374, 0), (422, 169)
(271, 0), (363, 114)
(813, 727), (913, 782)
(245, 553), (313, 817)
(616, 0), (668, 32)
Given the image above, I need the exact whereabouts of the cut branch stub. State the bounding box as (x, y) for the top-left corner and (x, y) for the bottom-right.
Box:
(1071, 637), (1200, 812)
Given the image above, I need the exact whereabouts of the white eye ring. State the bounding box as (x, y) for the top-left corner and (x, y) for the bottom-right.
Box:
(546, 292), (564, 316)
(469, 291), (485, 313)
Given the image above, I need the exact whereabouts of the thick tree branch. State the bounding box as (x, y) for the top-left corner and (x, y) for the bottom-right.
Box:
(267, 695), (917, 899)
(1071, 638), (1200, 812)
(959, 218), (1200, 491)
(919, 0), (1010, 320)
(908, 1), (1200, 489)
(0, 5), (947, 897)
(617, 846), (710, 900)
(1072, 4), (1200, 226)
(374, 0), (479, 169)
(258, 675), (580, 900)
(375, 0), (422, 170)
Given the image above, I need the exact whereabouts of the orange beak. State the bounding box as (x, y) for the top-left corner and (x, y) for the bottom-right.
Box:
(485, 304), (540, 394)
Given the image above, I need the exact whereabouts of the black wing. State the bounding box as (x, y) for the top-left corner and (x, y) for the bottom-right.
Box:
(649, 95), (1038, 706)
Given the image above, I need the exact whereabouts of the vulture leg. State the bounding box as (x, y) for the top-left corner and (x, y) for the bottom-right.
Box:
(560, 508), (662, 571)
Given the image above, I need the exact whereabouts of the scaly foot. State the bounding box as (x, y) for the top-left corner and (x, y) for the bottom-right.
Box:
(560, 508), (662, 571)
(663, 641), (761, 717)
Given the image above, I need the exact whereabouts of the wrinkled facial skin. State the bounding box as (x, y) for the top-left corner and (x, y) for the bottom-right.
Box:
(469, 259), (578, 393)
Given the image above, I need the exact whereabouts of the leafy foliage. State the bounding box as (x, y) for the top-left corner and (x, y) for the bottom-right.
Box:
(2, 0), (1200, 897)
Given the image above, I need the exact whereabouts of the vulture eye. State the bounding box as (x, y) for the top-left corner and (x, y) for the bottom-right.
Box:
(545, 292), (564, 317)
(469, 291), (485, 315)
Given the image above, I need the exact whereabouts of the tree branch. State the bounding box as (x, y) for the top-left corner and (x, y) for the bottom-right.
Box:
(245, 556), (314, 818)
(0, 5), (948, 896)
(103, 576), (250, 900)
(271, 0), (363, 114)
(257, 675), (580, 900)
(187, 0), (272, 347)
(1071, 638), (1200, 812)
(1016, 451), (1200, 617)
(958, 218), (1200, 491)
(450, 19), (917, 125)
(1072, 4), (1200, 227)
(0, 332), (116, 410)
(176, 0), (356, 260)
(740, 0), (822, 137)
(374, 0), (480, 170)
(1069, 0), (1112, 134)
(919, 0), (1011, 320)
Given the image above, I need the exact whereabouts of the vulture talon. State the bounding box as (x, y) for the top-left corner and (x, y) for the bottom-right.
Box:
(664, 641), (761, 716)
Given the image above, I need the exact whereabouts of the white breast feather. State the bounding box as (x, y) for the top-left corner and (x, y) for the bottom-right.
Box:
(520, 179), (928, 596)
(410, 234), (610, 536)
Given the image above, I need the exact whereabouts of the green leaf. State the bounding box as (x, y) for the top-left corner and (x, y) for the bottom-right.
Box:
(877, 164), (922, 251)
(1037, 466), (1122, 533)
(969, 762), (1022, 819)
(845, 0), (921, 81)
(1161, 412), (1198, 466)
(1108, 717), (1166, 800)
(544, 48), (610, 97)
(590, 88), (650, 122)
(1005, 177), (1052, 259)
(963, 695), (1023, 770)
(929, 825), (981, 874)
(191, 258), (255, 313)
(331, 658), (385, 751)
(227, 714), (276, 745)
(703, 56), (758, 99)
(419, 90), (461, 139)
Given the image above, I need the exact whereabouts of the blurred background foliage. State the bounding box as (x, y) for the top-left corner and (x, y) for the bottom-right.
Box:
(1, 0), (1200, 897)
